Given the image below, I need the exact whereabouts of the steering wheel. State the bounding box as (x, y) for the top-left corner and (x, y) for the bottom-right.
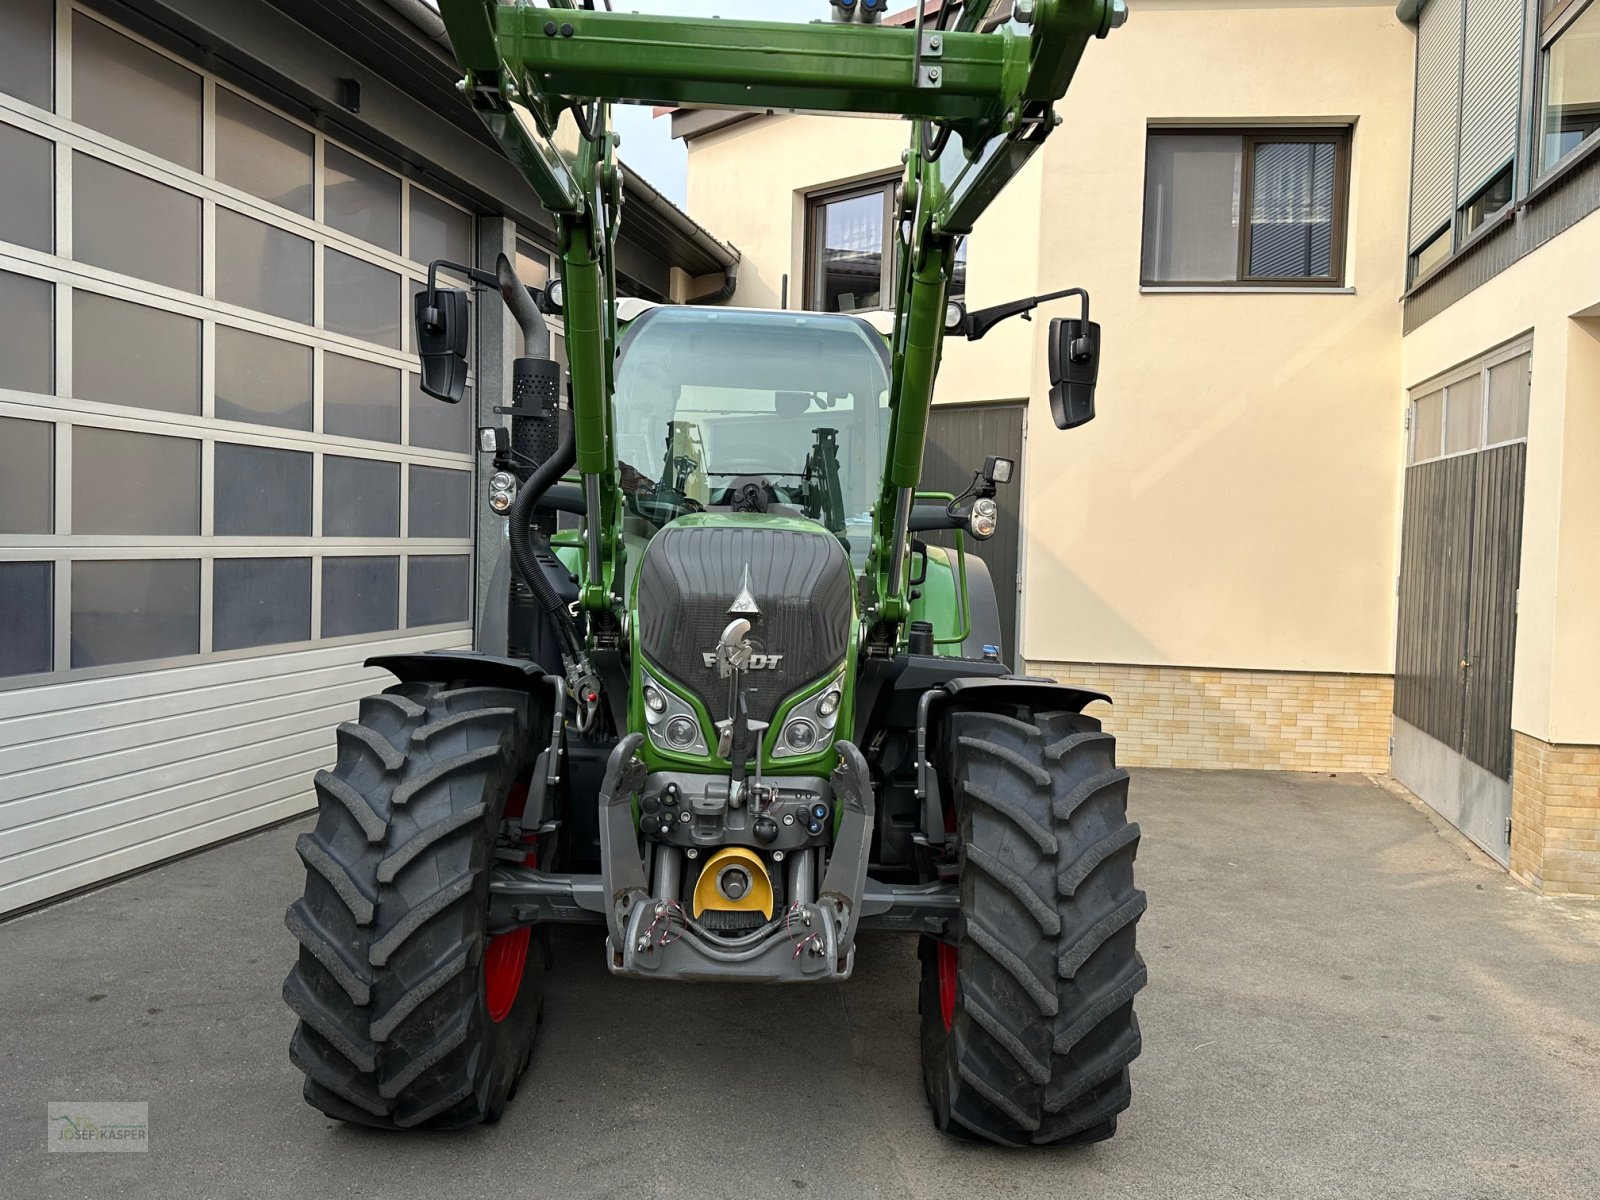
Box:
(726, 476), (773, 514)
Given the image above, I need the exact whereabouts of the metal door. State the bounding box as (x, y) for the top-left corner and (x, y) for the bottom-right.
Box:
(921, 402), (1026, 660)
(1393, 441), (1527, 864)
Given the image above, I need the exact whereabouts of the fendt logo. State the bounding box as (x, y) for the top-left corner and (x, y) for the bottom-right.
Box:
(702, 651), (784, 670)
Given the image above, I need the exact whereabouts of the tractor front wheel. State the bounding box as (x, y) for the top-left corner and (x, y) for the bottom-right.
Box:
(920, 708), (1146, 1146)
(283, 681), (546, 1129)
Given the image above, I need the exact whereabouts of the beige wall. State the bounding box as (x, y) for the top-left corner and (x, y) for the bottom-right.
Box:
(1402, 218), (1600, 746)
(680, 112), (1045, 405)
(681, 0), (1415, 679)
(1019, 0), (1413, 674)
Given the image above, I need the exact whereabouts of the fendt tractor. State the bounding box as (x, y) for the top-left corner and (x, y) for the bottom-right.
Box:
(283, 0), (1145, 1146)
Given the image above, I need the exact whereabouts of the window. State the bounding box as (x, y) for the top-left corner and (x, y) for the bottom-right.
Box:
(213, 445), (313, 537)
(72, 429), (200, 535)
(411, 187), (474, 268)
(215, 328), (313, 430)
(950, 236), (968, 303)
(0, 121), (54, 252)
(72, 291), (201, 415)
(0, 563), (53, 678)
(0, 271), (53, 396)
(1410, 225), (1453, 282)
(214, 558), (312, 650)
(407, 555), (471, 627)
(0, 0), (53, 110)
(325, 249), (402, 348)
(1405, 0), (1522, 284)
(217, 210), (314, 324)
(1142, 129), (1350, 286)
(324, 354), (402, 443)
(71, 559), (200, 668)
(322, 556), (400, 637)
(1538, 0), (1600, 175)
(806, 180), (896, 312)
(215, 88), (314, 217)
(409, 374), (471, 453)
(324, 456), (400, 538)
(1409, 346), (1530, 464)
(408, 466), (472, 539)
(515, 236), (553, 290)
(72, 13), (202, 170)
(324, 144), (401, 253)
(73, 154), (201, 293)
(1460, 164), (1513, 238)
(0, 417), (54, 534)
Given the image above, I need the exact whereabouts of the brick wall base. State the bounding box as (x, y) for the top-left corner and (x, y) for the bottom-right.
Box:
(1026, 661), (1393, 773)
(1511, 733), (1600, 897)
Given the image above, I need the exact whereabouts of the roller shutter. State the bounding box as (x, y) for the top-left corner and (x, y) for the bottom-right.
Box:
(1410, 0), (1464, 248)
(1457, 0), (1524, 201)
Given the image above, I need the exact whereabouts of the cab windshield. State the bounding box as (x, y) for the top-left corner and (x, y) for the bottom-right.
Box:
(611, 307), (892, 567)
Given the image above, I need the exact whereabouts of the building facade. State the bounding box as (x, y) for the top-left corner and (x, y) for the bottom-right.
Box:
(0, 0), (733, 917)
(675, 0), (1598, 894)
(1396, 0), (1600, 894)
(2, 0), (1593, 913)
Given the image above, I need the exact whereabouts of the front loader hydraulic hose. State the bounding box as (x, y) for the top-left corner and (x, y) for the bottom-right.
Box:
(508, 422), (585, 666)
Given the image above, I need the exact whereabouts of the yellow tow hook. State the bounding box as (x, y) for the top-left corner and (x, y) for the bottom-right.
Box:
(691, 846), (774, 919)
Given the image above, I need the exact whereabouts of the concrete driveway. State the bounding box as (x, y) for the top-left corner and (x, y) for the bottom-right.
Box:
(3, 769), (1598, 1200)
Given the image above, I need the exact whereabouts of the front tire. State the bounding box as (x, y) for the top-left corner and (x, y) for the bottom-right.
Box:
(921, 708), (1146, 1146)
(283, 682), (545, 1129)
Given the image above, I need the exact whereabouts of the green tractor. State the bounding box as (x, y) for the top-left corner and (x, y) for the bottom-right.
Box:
(282, 0), (1144, 1145)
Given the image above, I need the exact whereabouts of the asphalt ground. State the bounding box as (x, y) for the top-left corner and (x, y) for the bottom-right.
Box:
(3, 767), (1598, 1200)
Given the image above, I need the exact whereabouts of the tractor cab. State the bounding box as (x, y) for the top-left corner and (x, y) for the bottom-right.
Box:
(610, 305), (890, 568)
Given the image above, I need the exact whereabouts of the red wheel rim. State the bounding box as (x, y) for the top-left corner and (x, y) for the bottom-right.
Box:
(484, 926), (530, 1023)
(937, 942), (958, 1031)
(485, 778), (534, 1023)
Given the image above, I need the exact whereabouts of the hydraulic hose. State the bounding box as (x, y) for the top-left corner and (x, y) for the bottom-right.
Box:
(508, 420), (584, 664)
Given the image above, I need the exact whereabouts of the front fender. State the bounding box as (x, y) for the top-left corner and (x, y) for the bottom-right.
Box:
(366, 650), (552, 692)
(916, 674), (1112, 847)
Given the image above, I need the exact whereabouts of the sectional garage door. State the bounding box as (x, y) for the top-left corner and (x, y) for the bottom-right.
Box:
(0, 2), (478, 915)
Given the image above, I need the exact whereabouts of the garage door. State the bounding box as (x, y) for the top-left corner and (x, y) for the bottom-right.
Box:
(921, 402), (1025, 662)
(1393, 344), (1530, 864)
(0, 4), (477, 915)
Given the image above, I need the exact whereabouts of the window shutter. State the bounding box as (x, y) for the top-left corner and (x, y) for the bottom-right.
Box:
(1409, 0), (1463, 249)
(1457, 0), (1523, 201)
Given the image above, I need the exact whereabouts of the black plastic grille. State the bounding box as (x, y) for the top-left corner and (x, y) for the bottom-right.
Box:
(635, 524), (853, 726)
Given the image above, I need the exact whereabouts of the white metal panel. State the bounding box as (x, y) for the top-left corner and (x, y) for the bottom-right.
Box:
(1410, 0), (1464, 247)
(0, 629), (468, 915)
(1393, 718), (1511, 866)
(1457, 0), (1523, 201)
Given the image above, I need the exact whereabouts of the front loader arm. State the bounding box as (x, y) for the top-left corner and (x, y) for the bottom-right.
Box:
(434, 0), (1120, 636)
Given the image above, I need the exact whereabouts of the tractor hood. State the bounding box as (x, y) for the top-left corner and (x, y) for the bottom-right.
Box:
(632, 514), (854, 729)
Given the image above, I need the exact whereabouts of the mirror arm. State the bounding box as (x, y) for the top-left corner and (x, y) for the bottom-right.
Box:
(964, 286), (1090, 341)
(419, 258), (500, 335)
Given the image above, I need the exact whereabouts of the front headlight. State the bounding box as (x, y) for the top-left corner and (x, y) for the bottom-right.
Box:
(774, 669), (845, 759)
(641, 667), (707, 756)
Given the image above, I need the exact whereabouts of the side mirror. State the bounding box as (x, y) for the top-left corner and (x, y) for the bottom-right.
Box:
(1047, 316), (1100, 429)
(413, 287), (470, 404)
